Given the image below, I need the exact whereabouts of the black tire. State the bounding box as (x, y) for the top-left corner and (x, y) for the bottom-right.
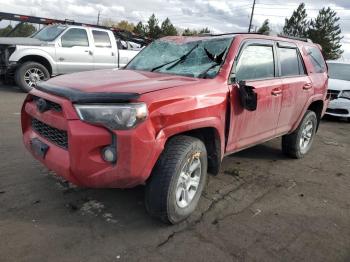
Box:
(347, 117), (350, 123)
(145, 136), (208, 224)
(282, 110), (318, 159)
(15, 61), (50, 92)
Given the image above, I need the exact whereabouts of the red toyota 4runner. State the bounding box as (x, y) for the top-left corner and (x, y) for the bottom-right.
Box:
(22, 34), (329, 224)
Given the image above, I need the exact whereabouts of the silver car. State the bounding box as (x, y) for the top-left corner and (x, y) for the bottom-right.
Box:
(326, 61), (350, 122)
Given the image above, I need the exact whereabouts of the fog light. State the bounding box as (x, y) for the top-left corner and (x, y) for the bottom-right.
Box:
(102, 146), (116, 163)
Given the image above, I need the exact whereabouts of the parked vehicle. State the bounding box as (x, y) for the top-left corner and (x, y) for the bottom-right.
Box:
(21, 33), (329, 224)
(0, 24), (140, 92)
(326, 61), (350, 122)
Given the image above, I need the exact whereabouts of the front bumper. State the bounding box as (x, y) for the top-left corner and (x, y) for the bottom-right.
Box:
(325, 98), (350, 118)
(22, 89), (163, 188)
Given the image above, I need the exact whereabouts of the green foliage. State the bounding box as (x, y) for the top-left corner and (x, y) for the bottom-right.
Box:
(133, 21), (147, 36)
(161, 18), (177, 36)
(147, 14), (162, 39)
(257, 19), (270, 35)
(0, 25), (13, 37)
(308, 7), (343, 60)
(282, 3), (309, 37)
(0, 23), (36, 37)
(282, 3), (344, 60)
(182, 27), (211, 36)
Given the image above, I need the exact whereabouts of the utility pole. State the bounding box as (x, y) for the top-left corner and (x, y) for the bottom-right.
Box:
(248, 0), (256, 32)
(97, 10), (101, 25)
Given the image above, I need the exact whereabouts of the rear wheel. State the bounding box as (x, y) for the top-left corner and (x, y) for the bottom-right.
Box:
(282, 110), (318, 159)
(15, 61), (50, 92)
(145, 136), (207, 224)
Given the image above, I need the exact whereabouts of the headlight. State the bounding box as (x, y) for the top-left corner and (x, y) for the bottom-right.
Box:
(340, 90), (350, 100)
(74, 103), (148, 130)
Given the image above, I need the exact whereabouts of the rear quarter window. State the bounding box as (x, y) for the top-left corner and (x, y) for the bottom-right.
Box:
(306, 46), (327, 73)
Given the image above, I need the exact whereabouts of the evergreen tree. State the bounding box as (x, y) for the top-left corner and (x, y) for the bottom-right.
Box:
(161, 18), (177, 36)
(308, 7), (343, 60)
(282, 3), (309, 37)
(257, 19), (270, 35)
(199, 27), (210, 34)
(147, 14), (162, 39)
(133, 21), (147, 36)
(182, 28), (197, 36)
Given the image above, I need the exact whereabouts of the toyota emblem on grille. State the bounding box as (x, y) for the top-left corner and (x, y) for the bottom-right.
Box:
(36, 98), (49, 113)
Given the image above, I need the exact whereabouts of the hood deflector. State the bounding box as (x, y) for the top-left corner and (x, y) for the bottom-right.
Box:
(35, 83), (140, 103)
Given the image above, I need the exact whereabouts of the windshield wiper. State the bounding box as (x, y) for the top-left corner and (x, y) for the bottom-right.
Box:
(151, 43), (199, 72)
(198, 48), (227, 78)
(198, 63), (220, 78)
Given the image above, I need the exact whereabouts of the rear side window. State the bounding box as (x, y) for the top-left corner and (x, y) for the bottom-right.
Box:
(278, 47), (305, 76)
(235, 45), (275, 81)
(306, 46), (327, 73)
(92, 30), (112, 48)
(61, 28), (89, 47)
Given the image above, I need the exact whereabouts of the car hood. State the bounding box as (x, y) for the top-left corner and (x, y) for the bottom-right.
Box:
(328, 78), (350, 91)
(43, 69), (201, 95)
(0, 37), (45, 46)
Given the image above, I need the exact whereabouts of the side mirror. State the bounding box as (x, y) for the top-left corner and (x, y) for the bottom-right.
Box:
(238, 81), (257, 111)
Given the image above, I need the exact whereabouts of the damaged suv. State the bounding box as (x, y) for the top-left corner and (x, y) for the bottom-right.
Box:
(22, 34), (329, 224)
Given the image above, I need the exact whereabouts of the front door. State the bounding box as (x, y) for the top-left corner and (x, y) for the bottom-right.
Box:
(226, 41), (283, 152)
(56, 28), (94, 74)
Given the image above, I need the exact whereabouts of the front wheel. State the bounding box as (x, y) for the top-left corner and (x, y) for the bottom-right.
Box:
(145, 136), (208, 224)
(15, 61), (50, 92)
(282, 110), (318, 159)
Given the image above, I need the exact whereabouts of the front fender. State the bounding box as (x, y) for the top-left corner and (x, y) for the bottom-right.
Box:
(9, 46), (56, 74)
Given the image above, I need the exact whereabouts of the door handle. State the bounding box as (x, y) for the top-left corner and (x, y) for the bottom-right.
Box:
(271, 88), (282, 96)
(303, 83), (313, 90)
(85, 50), (93, 55)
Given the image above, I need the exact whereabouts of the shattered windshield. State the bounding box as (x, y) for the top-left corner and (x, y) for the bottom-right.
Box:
(328, 63), (350, 81)
(32, 25), (67, 41)
(126, 37), (233, 78)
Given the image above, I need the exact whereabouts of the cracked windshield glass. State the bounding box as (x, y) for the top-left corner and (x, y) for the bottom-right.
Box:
(126, 37), (233, 78)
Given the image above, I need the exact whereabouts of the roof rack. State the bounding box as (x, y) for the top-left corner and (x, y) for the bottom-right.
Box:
(277, 34), (313, 43)
(202, 31), (313, 43)
(0, 11), (151, 46)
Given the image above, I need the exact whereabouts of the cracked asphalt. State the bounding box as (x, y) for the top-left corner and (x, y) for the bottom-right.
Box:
(0, 84), (349, 262)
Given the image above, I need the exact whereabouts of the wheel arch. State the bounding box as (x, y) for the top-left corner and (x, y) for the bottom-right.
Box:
(307, 100), (324, 131)
(163, 126), (222, 175)
(18, 55), (52, 75)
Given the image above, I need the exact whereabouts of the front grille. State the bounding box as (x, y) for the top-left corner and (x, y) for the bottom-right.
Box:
(327, 89), (340, 100)
(32, 96), (62, 112)
(31, 118), (68, 149)
(326, 108), (349, 115)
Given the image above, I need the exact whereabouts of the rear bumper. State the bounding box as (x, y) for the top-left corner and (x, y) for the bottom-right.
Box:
(22, 90), (164, 188)
(325, 98), (350, 117)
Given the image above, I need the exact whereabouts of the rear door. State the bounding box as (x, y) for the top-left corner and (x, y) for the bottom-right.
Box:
(226, 40), (283, 152)
(56, 28), (94, 74)
(275, 42), (313, 134)
(91, 29), (117, 70)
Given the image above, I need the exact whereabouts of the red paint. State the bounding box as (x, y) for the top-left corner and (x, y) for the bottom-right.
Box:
(21, 34), (329, 188)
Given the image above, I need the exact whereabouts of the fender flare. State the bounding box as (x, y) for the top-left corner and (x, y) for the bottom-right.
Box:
(290, 94), (325, 132)
(9, 48), (56, 75)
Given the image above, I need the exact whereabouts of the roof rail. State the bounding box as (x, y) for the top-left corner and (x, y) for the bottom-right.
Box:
(204, 32), (263, 37)
(277, 34), (313, 43)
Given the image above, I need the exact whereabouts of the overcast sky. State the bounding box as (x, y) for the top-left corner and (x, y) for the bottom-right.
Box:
(1, 0), (350, 59)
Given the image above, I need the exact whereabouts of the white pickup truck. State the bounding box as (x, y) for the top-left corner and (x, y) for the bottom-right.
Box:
(0, 24), (141, 91)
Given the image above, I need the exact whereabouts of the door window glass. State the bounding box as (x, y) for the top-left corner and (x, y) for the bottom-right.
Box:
(279, 48), (304, 76)
(235, 45), (275, 81)
(61, 28), (89, 47)
(306, 46), (326, 73)
(92, 30), (112, 48)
